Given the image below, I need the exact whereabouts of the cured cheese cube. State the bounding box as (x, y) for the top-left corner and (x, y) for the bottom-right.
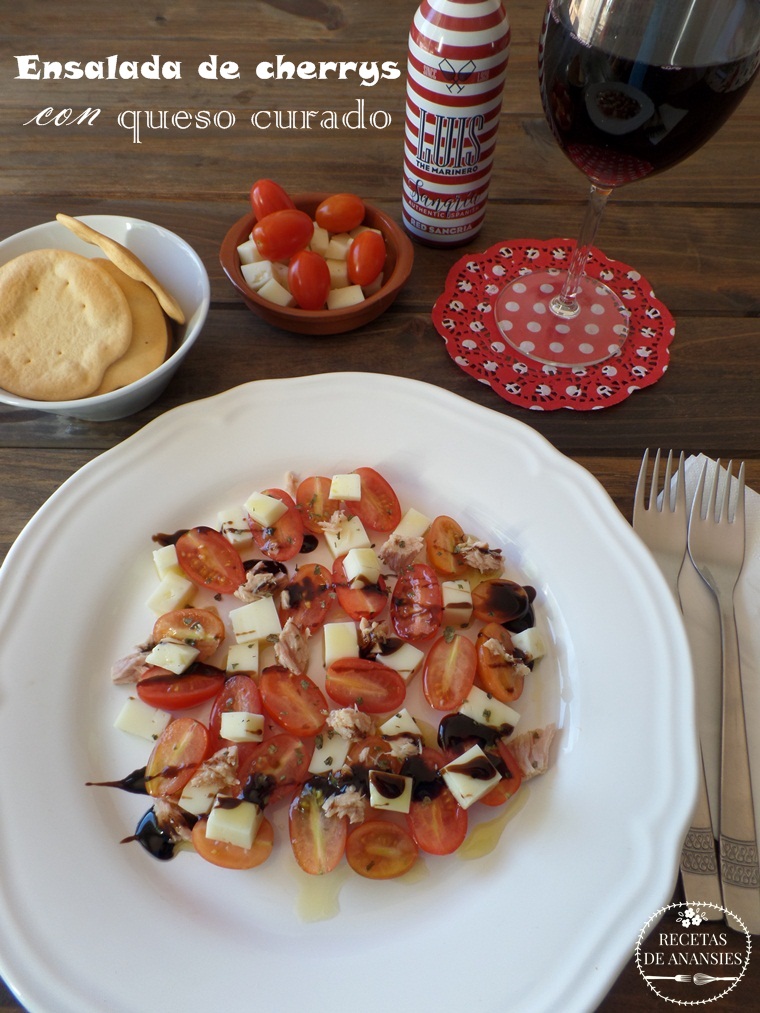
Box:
(113, 695), (171, 741)
(324, 233), (353, 260)
(441, 579), (473, 628)
(392, 507), (431, 541)
(179, 781), (222, 817)
(226, 641), (260, 674)
(220, 711), (265, 743)
(245, 491), (288, 528)
(327, 285), (364, 310)
(218, 505), (254, 549)
(368, 771), (413, 814)
(205, 797), (263, 849)
(326, 258), (349, 289)
(146, 571), (196, 614)
(237, 238), (265, 265)
(257, 276), (295, 308)
(323, 621), (359, 667)
(152, 543), (181, 579)
(229, 596), (282, 644)
(343, 547), (381, 589)
(510, 626), (547, 662)
(329, 473), (362, 501)
(145, 639), (199, 675)
(310, 223), (330, 256)
(271, 261), (290, 291)
(348, 225), (382, 240)
(377, 641), (425, 683)
(308, 726), (351, 774)
(241, 259), (274, 291)
(323, 514), (371, 558)
(379, 708), (423, 740)
(459, 686), (520, 734)
(441, 745), (502, 809)
(363, 273), (384, 297)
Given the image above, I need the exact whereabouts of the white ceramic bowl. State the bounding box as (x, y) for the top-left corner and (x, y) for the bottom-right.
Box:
(0, 215), (210, 420)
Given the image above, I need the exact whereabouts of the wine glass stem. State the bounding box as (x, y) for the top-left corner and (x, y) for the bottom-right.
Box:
(550, 183), (613, 319)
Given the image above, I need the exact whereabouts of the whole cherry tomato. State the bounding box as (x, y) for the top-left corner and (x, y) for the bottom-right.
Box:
(249, 179), (295, 221)
(347, 230), (386, 287)
(315, 193), (365, 233)
(253, 209), (314, 262)
(288, 250), (331, 310)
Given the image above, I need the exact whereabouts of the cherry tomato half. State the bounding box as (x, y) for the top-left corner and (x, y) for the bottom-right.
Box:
(252, 208), (314, 262)
(332, 555), (388, 622)
(248, 488), (305, 562)
(207, 674), (263, 752)
(480, 740), (523, 806)
(296, 475), (341, 535)
(408, 784), (468, 855)
(260, 665), (329, 737)
(145, 717), (209, 798)
(288, 249), (331, 310)
(347, 229), (386, 287)
(152, 608), (225, 662)
(422, 633), (477, 711)
(425, 515), (470, 578)
(476, 622), (525, 703)
(325, 657), (406, 714)
(237, 732), (313, 807)
(137, 662), (227, 711)
(192, 814), (274, 869)
(249, 178), (295, 221)
(346, 819), (418, 879)
(351, 467), (402, 532)
(472, 578), (532, 625)
(288, 783), (348, 875)
(278, 562), (334, 632)
(391, 563), (442, 641)
(315, 192), (365, 233)
(176, 526), (246, 594)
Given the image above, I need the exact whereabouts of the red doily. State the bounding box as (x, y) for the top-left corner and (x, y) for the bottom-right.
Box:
(432, 238), (675, 411)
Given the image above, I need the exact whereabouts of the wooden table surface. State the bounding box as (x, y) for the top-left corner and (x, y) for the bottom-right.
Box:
(1, 1), (758, 1009)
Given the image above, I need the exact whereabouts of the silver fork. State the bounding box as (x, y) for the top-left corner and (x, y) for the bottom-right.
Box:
(633, 450), (723, 916)
(688, 458), (760, 933)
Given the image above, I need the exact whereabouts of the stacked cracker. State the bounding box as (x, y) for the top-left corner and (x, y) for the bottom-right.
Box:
(0, 214), (185, 401)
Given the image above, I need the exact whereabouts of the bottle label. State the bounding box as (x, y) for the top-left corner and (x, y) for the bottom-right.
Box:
(402, 0), (510, 244)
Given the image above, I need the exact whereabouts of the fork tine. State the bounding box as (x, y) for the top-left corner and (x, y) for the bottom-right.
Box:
(649, 448), (662, 511)
(634, 448), (650, 518)
(674, 451), (686, 515)
(736, 461), (746, 526)
(719, 460), (733, 523)
(707, 457), (722, 522)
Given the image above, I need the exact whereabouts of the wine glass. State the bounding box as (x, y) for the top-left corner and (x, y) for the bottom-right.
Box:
(495, 0), (760, 368)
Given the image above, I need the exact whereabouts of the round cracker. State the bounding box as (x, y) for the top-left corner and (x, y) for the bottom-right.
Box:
(0, 248), (132, 401)
(56, 213), (186, 325)
(90, 259), (171, 395)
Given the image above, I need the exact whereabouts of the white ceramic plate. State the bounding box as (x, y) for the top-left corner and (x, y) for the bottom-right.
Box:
(0, 373), (697, 1013)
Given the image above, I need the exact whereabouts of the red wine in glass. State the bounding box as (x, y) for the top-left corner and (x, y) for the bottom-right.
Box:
(495, 0), (760, 367)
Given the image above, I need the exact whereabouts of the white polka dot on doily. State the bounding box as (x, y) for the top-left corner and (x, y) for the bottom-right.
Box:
(584, 324), (599, 335)
(549, 342), (565, 353)
(527, 321), (542, 333)
(532, 302), (547, 314)
(590, 303), (605, 315)
(578, 342), (595, 354)
(512, 283), (527, 294)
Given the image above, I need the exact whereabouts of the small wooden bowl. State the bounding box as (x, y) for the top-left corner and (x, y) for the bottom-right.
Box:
(220, 192), (414, 335)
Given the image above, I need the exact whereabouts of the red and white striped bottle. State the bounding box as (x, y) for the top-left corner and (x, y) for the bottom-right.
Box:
(402, 0), (510, 246)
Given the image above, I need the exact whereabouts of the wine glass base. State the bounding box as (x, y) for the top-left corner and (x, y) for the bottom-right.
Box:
(493, 271), (630, 367)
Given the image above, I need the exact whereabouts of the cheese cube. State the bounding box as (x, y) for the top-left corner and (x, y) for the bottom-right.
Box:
(308, 726), (351, 774)
(152, 543), (181, 579)
(310, 222), (330, 256)
(326, 258), (349, 289)
(379, 708), (423, 740)
(179, 781), (223, 817)
(348, 225), (381, 240)
(377, 641), (425, 682)
(327, 285), (364, 310)
(113, 695), (171, 741)
(441, 745), (502, 809)
(220, 710), (265, 743)
(324, 233), (353, 260)
(258, 276), (295, 308)
(343, 547), (381, 589)
(459, 686), (520, 734)
(323, 621), (359, 667)
(441, 579), (473, 628)
(363, 273), (384, 296)
(226, 641), (260, 674)
(392, 507), (431, 541)
(510, 626), (547, 663)
(237, 238), (265, 265)
(245, 491), (288, 528)
(323, 514), (371, 558)
(368, 770), (413, 814)
(271, 261), (290, 291)
(145, 639), (199, 675)
(218, 505), (254, 548)
(241, 259), (274, 291)
(329, 473), (362, 501)
(146, 571), (196, 614)
(205, 797), (263, 849)
(229, 596), (282, 644)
